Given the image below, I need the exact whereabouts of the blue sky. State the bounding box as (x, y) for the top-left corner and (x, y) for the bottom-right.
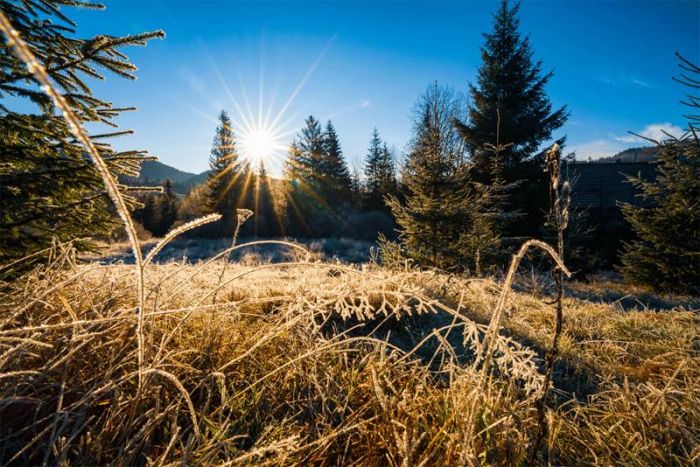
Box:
(70, 0), (699, 175)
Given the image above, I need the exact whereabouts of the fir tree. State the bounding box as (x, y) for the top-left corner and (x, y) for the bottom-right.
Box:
(387, 84), (499, 272)
(321, 120), (352, 205)
(455, 0), (568, 171)
(253, 161), (279, 237)
(205, 110), (251, 236)
(157, 179), (178, 236)
(364, 128), (397, 211)
(284, 115), (333, 236)
(454, 0), (567, 241)
(0, 0), (163, 266)
(619, 54), (700, 293)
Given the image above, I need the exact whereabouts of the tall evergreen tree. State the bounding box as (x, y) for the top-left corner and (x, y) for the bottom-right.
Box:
(284, 115), (335, 236)
(619, 54), (700, 294)
(157, 179), (178, 236)
(456, 0), (568, 172)
(364, 128), (397, 211)
(253, 161), (279, 237)
(206, 110), (251, 236)
(0, 0), (163, 266)
(454, 0), (568, 242)
(321, 120), (352, 205)
(387, 84), (499, 272)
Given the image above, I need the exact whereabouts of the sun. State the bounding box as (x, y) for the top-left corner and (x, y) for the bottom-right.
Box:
(239, 126), (286, 164)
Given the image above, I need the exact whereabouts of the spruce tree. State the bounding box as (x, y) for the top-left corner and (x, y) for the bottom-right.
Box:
(364, 128), (397, 211)
(206, 110), (250, 236)
(157, 179), (178, 236)
(619, 55), (700, 294)
(321, 120), (352, 205)
(253, 160), (279, 237)
(284, 115), (333, 236)
(456, 0), (568, 171)
(0, 0), (163, 266)
(455, 0), (567, 242)
(387, 84), (499, 272)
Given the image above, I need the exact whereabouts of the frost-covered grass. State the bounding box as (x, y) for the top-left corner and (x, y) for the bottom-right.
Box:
(1, 249), (697, 465)
(99, 236), (375, 265)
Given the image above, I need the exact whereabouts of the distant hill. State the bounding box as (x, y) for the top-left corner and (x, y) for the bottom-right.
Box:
(120, 160), (210, 195)
(594, 146), (658, 163)
(138, 160), (197, 183)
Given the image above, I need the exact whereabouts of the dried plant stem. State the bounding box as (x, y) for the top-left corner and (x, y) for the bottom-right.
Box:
(530, 143), (569, 464)
(479, 238), (570, 385)
(212, 216), (246, 304)
(144, 214), (222, 265)
(0, 13), (148, 389)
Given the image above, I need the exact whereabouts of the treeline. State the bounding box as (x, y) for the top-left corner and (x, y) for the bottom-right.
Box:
(134, 112), (401, 241)
(1, 0), (697, 293)
(139, 0), (566, 268)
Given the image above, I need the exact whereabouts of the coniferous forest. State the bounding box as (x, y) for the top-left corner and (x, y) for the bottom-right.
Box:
(0, 0), (698, 465)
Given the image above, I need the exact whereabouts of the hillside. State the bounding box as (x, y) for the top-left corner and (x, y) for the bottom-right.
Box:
(595, 146), (658, 163)
(120, 160), (209, 194)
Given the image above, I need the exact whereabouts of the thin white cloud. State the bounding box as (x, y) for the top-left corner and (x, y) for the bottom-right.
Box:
(570, 139), (626, 160)
(596, 75), (651, 88)
(359, 98), (371, 109)
(179, 67), (207, 94)
(596, 76), (616, 86)
(631, 77), (650, 88)
(615, 122), (683, 143)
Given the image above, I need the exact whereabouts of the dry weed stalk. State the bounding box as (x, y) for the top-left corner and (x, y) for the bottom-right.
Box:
(530, 142), (571, 463)
(213, 209), (253, 303)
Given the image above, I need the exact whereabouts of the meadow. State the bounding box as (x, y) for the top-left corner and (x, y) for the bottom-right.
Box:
(1, 236), (698, 465)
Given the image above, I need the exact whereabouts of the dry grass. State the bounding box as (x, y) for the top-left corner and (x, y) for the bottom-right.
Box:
(1, 249), (698, 465)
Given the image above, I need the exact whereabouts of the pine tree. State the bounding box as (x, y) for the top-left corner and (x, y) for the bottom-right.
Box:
(619, 54), (700, 294)
(387, 84), (499, 272)
(321, 120), (352, 205)
(364, 128), (397, 211)
(205, 110), (251, 236)
(0, 0), (163, 266)
(157, 179), (178, 236)
(284, 115), (333, 236)
(453, 0), (568, 242)
(455, 0), (568, 172)
(253, 161), (279, 237)
(379, 143), (398, 197)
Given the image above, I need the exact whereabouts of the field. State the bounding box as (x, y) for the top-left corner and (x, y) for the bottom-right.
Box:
(1, 243), (698, 465)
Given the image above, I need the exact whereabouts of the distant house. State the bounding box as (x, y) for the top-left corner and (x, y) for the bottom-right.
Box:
(564, 161), (658, 209)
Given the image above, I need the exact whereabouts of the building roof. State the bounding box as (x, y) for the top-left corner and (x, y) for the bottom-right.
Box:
(564, 161), (658, 209)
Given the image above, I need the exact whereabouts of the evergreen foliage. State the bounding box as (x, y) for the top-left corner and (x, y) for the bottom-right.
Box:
(253, 161), (279, 237)
(284, 115), (354, 236)
(132, 179), (179, 237)
(454, 0), (567, 242)
(0, 0), (163, 265)
(387, 84), (500, 272)
(363, 128), (397, 211)
(620, 55), (700, 293)
(205, 110), (251, 236)
(321, 120), (352, 206)
(456, 0), (568, 171)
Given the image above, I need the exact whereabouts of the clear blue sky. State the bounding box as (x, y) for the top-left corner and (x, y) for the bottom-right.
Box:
(70, 0), (699, 175)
